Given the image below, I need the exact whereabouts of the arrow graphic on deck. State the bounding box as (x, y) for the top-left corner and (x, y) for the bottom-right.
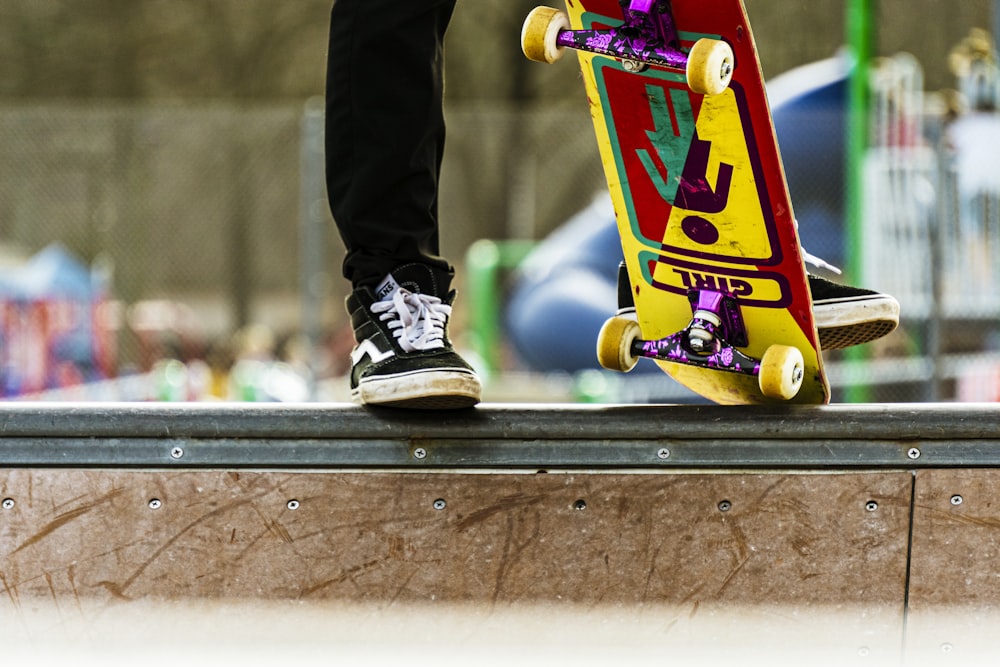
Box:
(636, 83), (733, 214)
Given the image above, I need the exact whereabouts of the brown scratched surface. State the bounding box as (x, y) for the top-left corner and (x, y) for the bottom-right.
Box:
(0, 470), (912, 609)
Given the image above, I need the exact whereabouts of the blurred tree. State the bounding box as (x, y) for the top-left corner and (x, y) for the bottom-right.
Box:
(0, 0), (329, 100)
(0, 1), (994, 101)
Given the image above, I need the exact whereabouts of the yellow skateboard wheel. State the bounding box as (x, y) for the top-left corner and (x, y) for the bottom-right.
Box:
(686, 38), (734, 95)
(758, 344), (805, 400)
(521, 6), (570, 64)
(596, 316), (641, 373)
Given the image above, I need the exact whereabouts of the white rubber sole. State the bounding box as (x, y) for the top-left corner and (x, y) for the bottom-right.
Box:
(814, 295), (900, 350)
(353, 368), (482, 410)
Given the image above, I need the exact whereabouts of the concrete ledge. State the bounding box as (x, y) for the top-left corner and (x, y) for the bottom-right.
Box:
(2, 401), (1000, 664)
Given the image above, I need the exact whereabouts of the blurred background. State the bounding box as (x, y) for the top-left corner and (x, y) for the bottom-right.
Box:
(0, 0), (997, 404)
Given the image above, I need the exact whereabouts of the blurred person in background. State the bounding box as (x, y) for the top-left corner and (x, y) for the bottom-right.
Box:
(946, 29), (1000, 246)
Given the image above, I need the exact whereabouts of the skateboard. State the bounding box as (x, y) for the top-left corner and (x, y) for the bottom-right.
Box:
(521, 0), (830, 404)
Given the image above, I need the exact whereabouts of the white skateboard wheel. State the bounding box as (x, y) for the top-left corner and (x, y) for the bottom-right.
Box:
(758, 344), (805, 400)
(596, 316), (641, 373)
(686, 38), (734, 95)
(521, 6), (570, 64)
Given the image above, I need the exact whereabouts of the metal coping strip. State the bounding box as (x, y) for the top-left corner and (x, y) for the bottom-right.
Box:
(0, 402), (996, 469)
(0, 436), (995, 469)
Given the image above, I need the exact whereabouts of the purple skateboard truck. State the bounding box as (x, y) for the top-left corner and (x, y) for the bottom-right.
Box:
(634, 289), (764, 381)
(522, 0), (734, 95)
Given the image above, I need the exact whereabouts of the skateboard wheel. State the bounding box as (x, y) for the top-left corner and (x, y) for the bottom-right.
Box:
(521, 6), (570, 64)
(758, 345), (805, 400)
(596, 316), (641, 373)
(686, 38), (734, 95)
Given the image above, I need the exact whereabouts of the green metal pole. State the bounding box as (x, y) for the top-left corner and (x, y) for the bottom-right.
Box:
(465, 239), (536, 377)
(844, 0), (874, 403)
(465, 240), (502, 376)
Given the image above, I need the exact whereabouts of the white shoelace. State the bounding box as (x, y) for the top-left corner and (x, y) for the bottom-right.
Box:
(370, 289), (451, 353)
(795, 219), (842, 275)
(802, 248), (842, 275)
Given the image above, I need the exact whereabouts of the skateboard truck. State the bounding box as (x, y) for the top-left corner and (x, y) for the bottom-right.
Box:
(558, 0), (688, 73)
(521, 1), (735, 95)
(597, 289), (806, 400)
(684, 290), (748, 354)
(636, 289), (759, 375)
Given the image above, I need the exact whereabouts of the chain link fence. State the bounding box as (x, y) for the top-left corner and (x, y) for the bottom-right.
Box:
(0, 103), (307, 314)
(858, 48), (1000, 402)
(3, 54), (1000, 404)
(0, 99), (608, 401)
(0, 102), (322, 398)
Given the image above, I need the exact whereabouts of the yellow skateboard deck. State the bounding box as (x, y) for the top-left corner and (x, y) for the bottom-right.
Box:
(522, 0), (830, 405)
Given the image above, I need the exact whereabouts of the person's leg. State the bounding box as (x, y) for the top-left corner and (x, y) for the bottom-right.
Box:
(326, 0), (456, 291)
(326, 0), (480, 409)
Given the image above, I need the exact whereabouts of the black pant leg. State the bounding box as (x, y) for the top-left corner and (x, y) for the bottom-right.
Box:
(325, 0), (457, 290)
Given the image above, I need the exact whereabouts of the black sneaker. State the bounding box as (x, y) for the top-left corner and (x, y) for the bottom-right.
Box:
(809, 275), (900, 350)
(347, 264), (482, 409)
(615, 261), (637, 318)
